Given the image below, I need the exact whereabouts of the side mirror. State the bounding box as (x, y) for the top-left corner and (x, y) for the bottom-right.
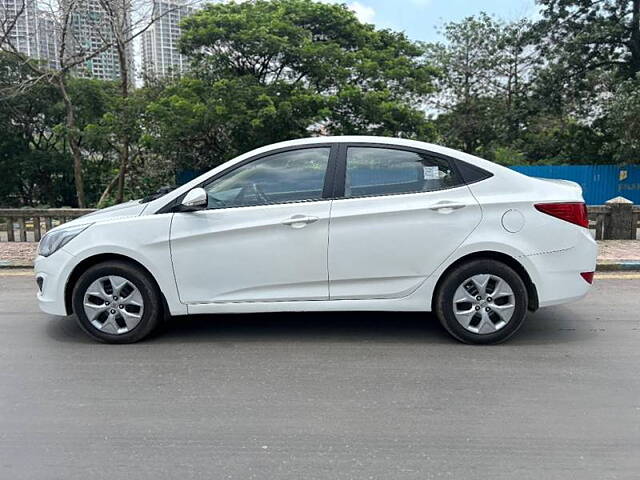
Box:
(178, 187), (207, 211)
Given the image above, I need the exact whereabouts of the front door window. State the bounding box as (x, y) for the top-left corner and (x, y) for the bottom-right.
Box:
(204, 147), (332, 209)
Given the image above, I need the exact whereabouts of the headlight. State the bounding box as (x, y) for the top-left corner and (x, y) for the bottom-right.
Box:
(38, 224), (92, 257)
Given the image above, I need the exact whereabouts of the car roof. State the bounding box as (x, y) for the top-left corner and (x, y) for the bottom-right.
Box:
(258, 135), (511, 175)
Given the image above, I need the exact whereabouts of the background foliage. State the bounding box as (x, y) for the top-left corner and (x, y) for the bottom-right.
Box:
(1, 0), (639, 207)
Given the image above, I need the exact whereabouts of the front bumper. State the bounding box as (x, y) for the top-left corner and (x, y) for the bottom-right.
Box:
(34, 249), (75, 316)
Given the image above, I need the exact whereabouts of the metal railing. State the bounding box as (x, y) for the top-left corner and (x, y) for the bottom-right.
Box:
(588, 206), (640, 240)
(0, 208), (95, 242)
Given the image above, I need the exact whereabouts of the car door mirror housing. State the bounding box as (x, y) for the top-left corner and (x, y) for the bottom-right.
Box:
(178, 187), (207, 211)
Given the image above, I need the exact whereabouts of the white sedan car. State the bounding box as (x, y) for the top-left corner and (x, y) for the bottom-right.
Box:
(35, 136), (597, 344)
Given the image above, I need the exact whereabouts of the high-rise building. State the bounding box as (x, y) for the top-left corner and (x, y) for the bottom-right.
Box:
(142, 0), (194, 81)
(36, 9), (58, 69)
(1, 0), (59, 68)
(1, 0), (40, 58)
(63, 0), (133, 82)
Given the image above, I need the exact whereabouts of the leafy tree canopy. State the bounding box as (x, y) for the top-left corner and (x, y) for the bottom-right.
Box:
(537, 0), (640, 80)
(171, 0), (436, 158)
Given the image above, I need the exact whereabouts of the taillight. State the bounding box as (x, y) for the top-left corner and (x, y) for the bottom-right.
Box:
(580, 272), (594, 284)
(534, 202), (589, 228)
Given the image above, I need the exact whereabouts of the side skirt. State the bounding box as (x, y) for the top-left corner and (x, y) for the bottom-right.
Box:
(187, 296), (430, 315)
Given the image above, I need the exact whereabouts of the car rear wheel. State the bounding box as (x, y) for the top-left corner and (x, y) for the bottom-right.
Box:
(435, 259), (528, 344)
(72, 261), (162, 343)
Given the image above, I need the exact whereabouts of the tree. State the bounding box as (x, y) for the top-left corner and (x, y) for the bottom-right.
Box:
(0, 53), (71, 206)
(525, 1), (640, 164)
(426, 14), (538, 155)
(144, 75), (327, 170)
(0, 0), (198, 206)
(600, 75), (640, 162)
(537, 0), (640, 81)
(161, 0), (437, 169)
(0, 53), (119, 206)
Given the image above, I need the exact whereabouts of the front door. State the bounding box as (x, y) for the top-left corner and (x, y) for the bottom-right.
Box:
(328, 145), (482, 299)
(170, 146), (335, 304)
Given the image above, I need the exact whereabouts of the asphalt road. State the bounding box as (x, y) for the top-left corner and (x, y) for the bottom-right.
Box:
(1, 272), (639, 480)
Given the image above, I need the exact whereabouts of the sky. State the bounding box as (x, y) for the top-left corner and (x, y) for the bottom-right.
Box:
(335, 0), (539, 42)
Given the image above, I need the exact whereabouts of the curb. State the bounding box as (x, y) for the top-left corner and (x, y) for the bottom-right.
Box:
(596, 261), (640, 272)
(0, 260), (33, 269)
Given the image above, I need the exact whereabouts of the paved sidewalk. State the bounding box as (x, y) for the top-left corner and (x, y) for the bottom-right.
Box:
(597, 240), (640, 260)
(2, 240), (640, 270)
(0, 243), (37, 267)
(596, 240), (640, 271)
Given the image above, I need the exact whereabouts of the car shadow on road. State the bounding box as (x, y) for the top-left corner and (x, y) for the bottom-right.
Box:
(45, 307), (590, 346)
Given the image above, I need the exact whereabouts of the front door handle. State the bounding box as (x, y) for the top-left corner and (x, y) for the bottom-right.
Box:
(428, 201), (467, 212)
(281, 215), (319, 228)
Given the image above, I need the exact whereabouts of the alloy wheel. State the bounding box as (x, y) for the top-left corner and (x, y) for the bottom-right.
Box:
(452, 274), (516, 334)
(83, 275), (144, 335)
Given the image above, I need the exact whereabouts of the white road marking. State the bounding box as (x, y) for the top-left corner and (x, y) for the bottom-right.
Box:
(594, 273), (640, 280)
(0, 269), (33, 276)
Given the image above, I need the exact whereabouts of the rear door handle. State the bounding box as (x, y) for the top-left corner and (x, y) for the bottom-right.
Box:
(281, 215), (319, 228)
(428, 201), (467, 212)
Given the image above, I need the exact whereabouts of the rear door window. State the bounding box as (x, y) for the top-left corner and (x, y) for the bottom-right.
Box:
(344, 147), (464, 198)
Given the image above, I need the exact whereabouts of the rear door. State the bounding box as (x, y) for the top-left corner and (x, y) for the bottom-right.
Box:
(328, 144), (482, 300)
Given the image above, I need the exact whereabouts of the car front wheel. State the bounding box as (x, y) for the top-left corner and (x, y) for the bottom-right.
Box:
(72, 260), (162, 343)
(435, 259), (528, 344)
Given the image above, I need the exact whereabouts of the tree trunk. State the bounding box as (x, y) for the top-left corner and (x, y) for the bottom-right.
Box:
(115, 38), (130, 204)
(97, 171), (120, 207)
(56, 75), (86, 208)
(116, 138), (128, 203)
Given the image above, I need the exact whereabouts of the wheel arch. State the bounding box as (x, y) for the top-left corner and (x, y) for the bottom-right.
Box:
(64, 253), (169, 316)
(431, 251), (539, 312)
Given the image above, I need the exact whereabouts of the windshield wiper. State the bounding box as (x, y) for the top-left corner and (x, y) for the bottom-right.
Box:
(140, 186), (175, 203)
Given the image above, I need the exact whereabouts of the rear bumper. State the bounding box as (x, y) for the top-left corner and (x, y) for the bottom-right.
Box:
(34, 249), (74, 316)
(524, 230), (598, 308)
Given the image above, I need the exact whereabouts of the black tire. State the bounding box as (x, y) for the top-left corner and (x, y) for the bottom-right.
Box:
(435, 259), (528, 345)
(72, 260), (163, 344)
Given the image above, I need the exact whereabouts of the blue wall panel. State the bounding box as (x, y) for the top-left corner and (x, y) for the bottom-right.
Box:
(510, 165), (640, 205)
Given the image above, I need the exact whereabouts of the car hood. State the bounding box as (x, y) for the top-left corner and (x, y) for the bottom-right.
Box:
(55, 201), (148, 230)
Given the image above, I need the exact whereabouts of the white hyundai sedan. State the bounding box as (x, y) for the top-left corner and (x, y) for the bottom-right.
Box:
(35, 136), (597, 344)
